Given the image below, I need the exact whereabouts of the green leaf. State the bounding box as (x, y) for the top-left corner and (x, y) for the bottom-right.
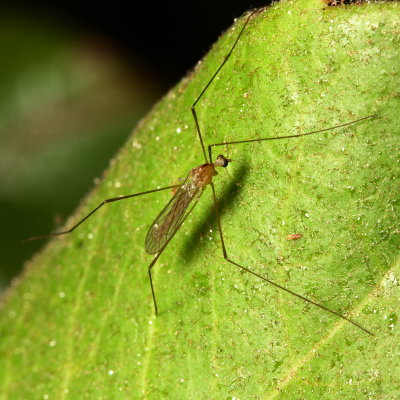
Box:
(1, 0), (399, 398)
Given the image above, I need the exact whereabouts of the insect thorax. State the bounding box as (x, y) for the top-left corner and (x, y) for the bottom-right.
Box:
(189, 163), (217, 189)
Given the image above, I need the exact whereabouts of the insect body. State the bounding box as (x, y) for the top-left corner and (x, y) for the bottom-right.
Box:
(145, 155), (230, 254)
(286, 233), (303, 241)
(25, 8), (375, 335)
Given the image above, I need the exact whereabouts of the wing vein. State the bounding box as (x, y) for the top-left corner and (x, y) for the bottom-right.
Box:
(145, 174), (203, 254)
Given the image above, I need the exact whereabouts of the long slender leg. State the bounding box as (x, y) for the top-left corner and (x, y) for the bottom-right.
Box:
(23, 184), (180, 242)
(148, 252), (163, 315)
(147, 200), (201, 315)
(209, 182), (373, 336)
(207, 115), (376, 162)
(191, 8), (264, 164)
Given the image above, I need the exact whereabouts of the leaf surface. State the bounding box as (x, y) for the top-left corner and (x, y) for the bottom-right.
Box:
(1, 1), (399, 398)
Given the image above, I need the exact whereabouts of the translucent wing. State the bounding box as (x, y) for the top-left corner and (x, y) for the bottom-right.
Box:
(145, 174), (204, 254)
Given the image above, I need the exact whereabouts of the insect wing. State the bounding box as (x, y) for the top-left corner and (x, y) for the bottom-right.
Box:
(145, 175), (201, 254)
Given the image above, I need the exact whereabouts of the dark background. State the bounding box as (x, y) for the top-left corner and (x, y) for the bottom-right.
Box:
(0, 1), (271, 291)
(6, 1), (271, 90)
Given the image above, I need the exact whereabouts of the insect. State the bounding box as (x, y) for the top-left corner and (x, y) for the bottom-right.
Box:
(286, 233), (303, 241)
(25, 8), (375, 335)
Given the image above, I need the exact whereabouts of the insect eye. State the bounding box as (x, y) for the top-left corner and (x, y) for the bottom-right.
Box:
(217, 155), (229, 167)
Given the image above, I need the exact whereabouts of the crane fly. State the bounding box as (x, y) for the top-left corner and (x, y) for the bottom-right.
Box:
(145, 155), (229, 254)
(24, 7), (375, 335)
